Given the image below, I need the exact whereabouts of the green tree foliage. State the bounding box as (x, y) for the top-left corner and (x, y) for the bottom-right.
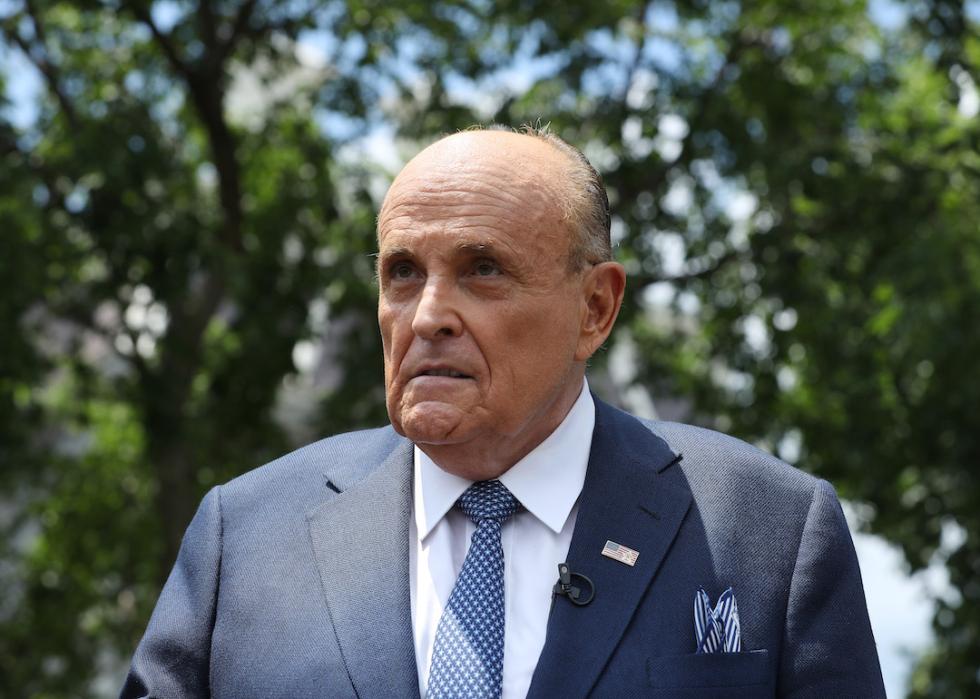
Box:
(0, 0), (384, 691)
(1, 0), (977, 695)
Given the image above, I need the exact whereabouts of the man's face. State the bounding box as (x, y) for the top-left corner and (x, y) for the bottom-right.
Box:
(377, 133), (591, 477)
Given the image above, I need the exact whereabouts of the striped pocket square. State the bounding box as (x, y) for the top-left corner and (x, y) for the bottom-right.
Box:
(694, 586), (742, 654)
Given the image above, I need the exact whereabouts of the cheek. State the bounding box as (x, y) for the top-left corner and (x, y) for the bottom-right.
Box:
(379, 303), (406, 356)
(486, 304), (579, 379)
(378, 306), (402, 387)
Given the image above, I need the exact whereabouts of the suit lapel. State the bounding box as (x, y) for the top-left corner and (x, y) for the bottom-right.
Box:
(527, 400), (692, 698)
(307, 438), (421, 699)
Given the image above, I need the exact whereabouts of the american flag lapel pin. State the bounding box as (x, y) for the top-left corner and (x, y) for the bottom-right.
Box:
(601, 540), (639, 566)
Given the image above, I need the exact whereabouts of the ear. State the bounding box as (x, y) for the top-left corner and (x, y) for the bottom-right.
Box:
(575, 262), (626, 361)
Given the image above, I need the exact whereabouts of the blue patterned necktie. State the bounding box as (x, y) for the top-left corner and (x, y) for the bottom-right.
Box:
(427, 480), (520, 699)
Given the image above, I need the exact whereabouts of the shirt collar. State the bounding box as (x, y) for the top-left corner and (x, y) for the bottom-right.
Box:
(413, 378), (595, 539)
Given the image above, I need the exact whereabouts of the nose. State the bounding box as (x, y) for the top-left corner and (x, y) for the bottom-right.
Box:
(411, 277), (462, 339)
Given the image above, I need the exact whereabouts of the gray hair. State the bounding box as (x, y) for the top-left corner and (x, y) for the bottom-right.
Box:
(480, 123), (613, 270)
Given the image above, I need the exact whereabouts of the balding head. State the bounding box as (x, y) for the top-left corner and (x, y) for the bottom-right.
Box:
(379, 128), (612, 270)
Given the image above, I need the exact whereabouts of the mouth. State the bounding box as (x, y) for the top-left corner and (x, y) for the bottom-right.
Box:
(414, 367), (473, 380)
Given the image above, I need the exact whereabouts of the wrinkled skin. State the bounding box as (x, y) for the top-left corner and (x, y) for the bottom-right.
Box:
(377, 131), (625, 479)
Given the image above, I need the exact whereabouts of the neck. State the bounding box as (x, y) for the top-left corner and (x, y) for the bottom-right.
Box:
(417, 375), (586, 481)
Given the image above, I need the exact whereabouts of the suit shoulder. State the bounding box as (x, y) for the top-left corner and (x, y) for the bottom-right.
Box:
(634, 419), (835, 578)
(640, 419), (820, 502)
(218, 425), (407, 508)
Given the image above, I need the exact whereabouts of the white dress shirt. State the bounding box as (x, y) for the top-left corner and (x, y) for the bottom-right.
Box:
(409, 379), (595, 699)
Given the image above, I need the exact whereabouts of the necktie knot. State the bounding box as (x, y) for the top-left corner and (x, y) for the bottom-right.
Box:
(457, 480), (519, 524)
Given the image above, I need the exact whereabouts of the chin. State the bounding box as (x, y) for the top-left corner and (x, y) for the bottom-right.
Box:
(395, 401), (470, 445)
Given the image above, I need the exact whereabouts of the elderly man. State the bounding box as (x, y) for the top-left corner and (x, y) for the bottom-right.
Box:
(123, 128), (885, 698)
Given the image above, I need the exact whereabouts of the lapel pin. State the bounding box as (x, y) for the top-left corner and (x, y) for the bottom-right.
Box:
(602, 540), (639, 566)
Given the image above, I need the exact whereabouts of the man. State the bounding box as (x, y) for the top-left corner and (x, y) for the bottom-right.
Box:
(123, 128), (885, 698)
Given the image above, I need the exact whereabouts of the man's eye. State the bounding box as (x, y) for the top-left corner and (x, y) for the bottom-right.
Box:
(390, 262), (416, 279)
(472, 260), (501, 277)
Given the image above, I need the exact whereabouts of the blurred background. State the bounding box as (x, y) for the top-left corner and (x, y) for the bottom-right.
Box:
(1, 0), (978, 696)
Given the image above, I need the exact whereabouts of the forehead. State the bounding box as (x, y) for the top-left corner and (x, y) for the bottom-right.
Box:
(378, 142), (570, 257)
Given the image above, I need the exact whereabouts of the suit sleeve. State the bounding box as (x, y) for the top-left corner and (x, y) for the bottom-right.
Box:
(120, 486), (223, 699)
(778, 478), (886, 698)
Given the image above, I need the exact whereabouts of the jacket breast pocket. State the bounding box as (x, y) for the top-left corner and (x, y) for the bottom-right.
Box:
(646, 649), (772, 699)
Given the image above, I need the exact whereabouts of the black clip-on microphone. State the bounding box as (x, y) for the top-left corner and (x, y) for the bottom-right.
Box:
(553, 563), (595, 606)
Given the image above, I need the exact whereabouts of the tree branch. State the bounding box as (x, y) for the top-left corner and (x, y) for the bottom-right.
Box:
(23, 0), (47, 43)
(2, 5), (79, 128)
(216, 0), (258, 64)
(617, 1), (655, 105)
(124, 0), (195, 84)
(197, 0), (218, 48)
(614, 28), (758, 207)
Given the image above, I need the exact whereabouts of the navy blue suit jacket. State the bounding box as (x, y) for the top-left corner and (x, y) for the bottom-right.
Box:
(123, 398), (885, 697)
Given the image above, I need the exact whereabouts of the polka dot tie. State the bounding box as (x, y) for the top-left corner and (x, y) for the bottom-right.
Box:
(427, 480), (520, 699)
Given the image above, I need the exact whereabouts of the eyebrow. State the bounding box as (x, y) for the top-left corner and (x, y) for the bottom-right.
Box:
(454, 240), (497, 255)
(377, 245), (412, 260)
(378, 240), (501, 259)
